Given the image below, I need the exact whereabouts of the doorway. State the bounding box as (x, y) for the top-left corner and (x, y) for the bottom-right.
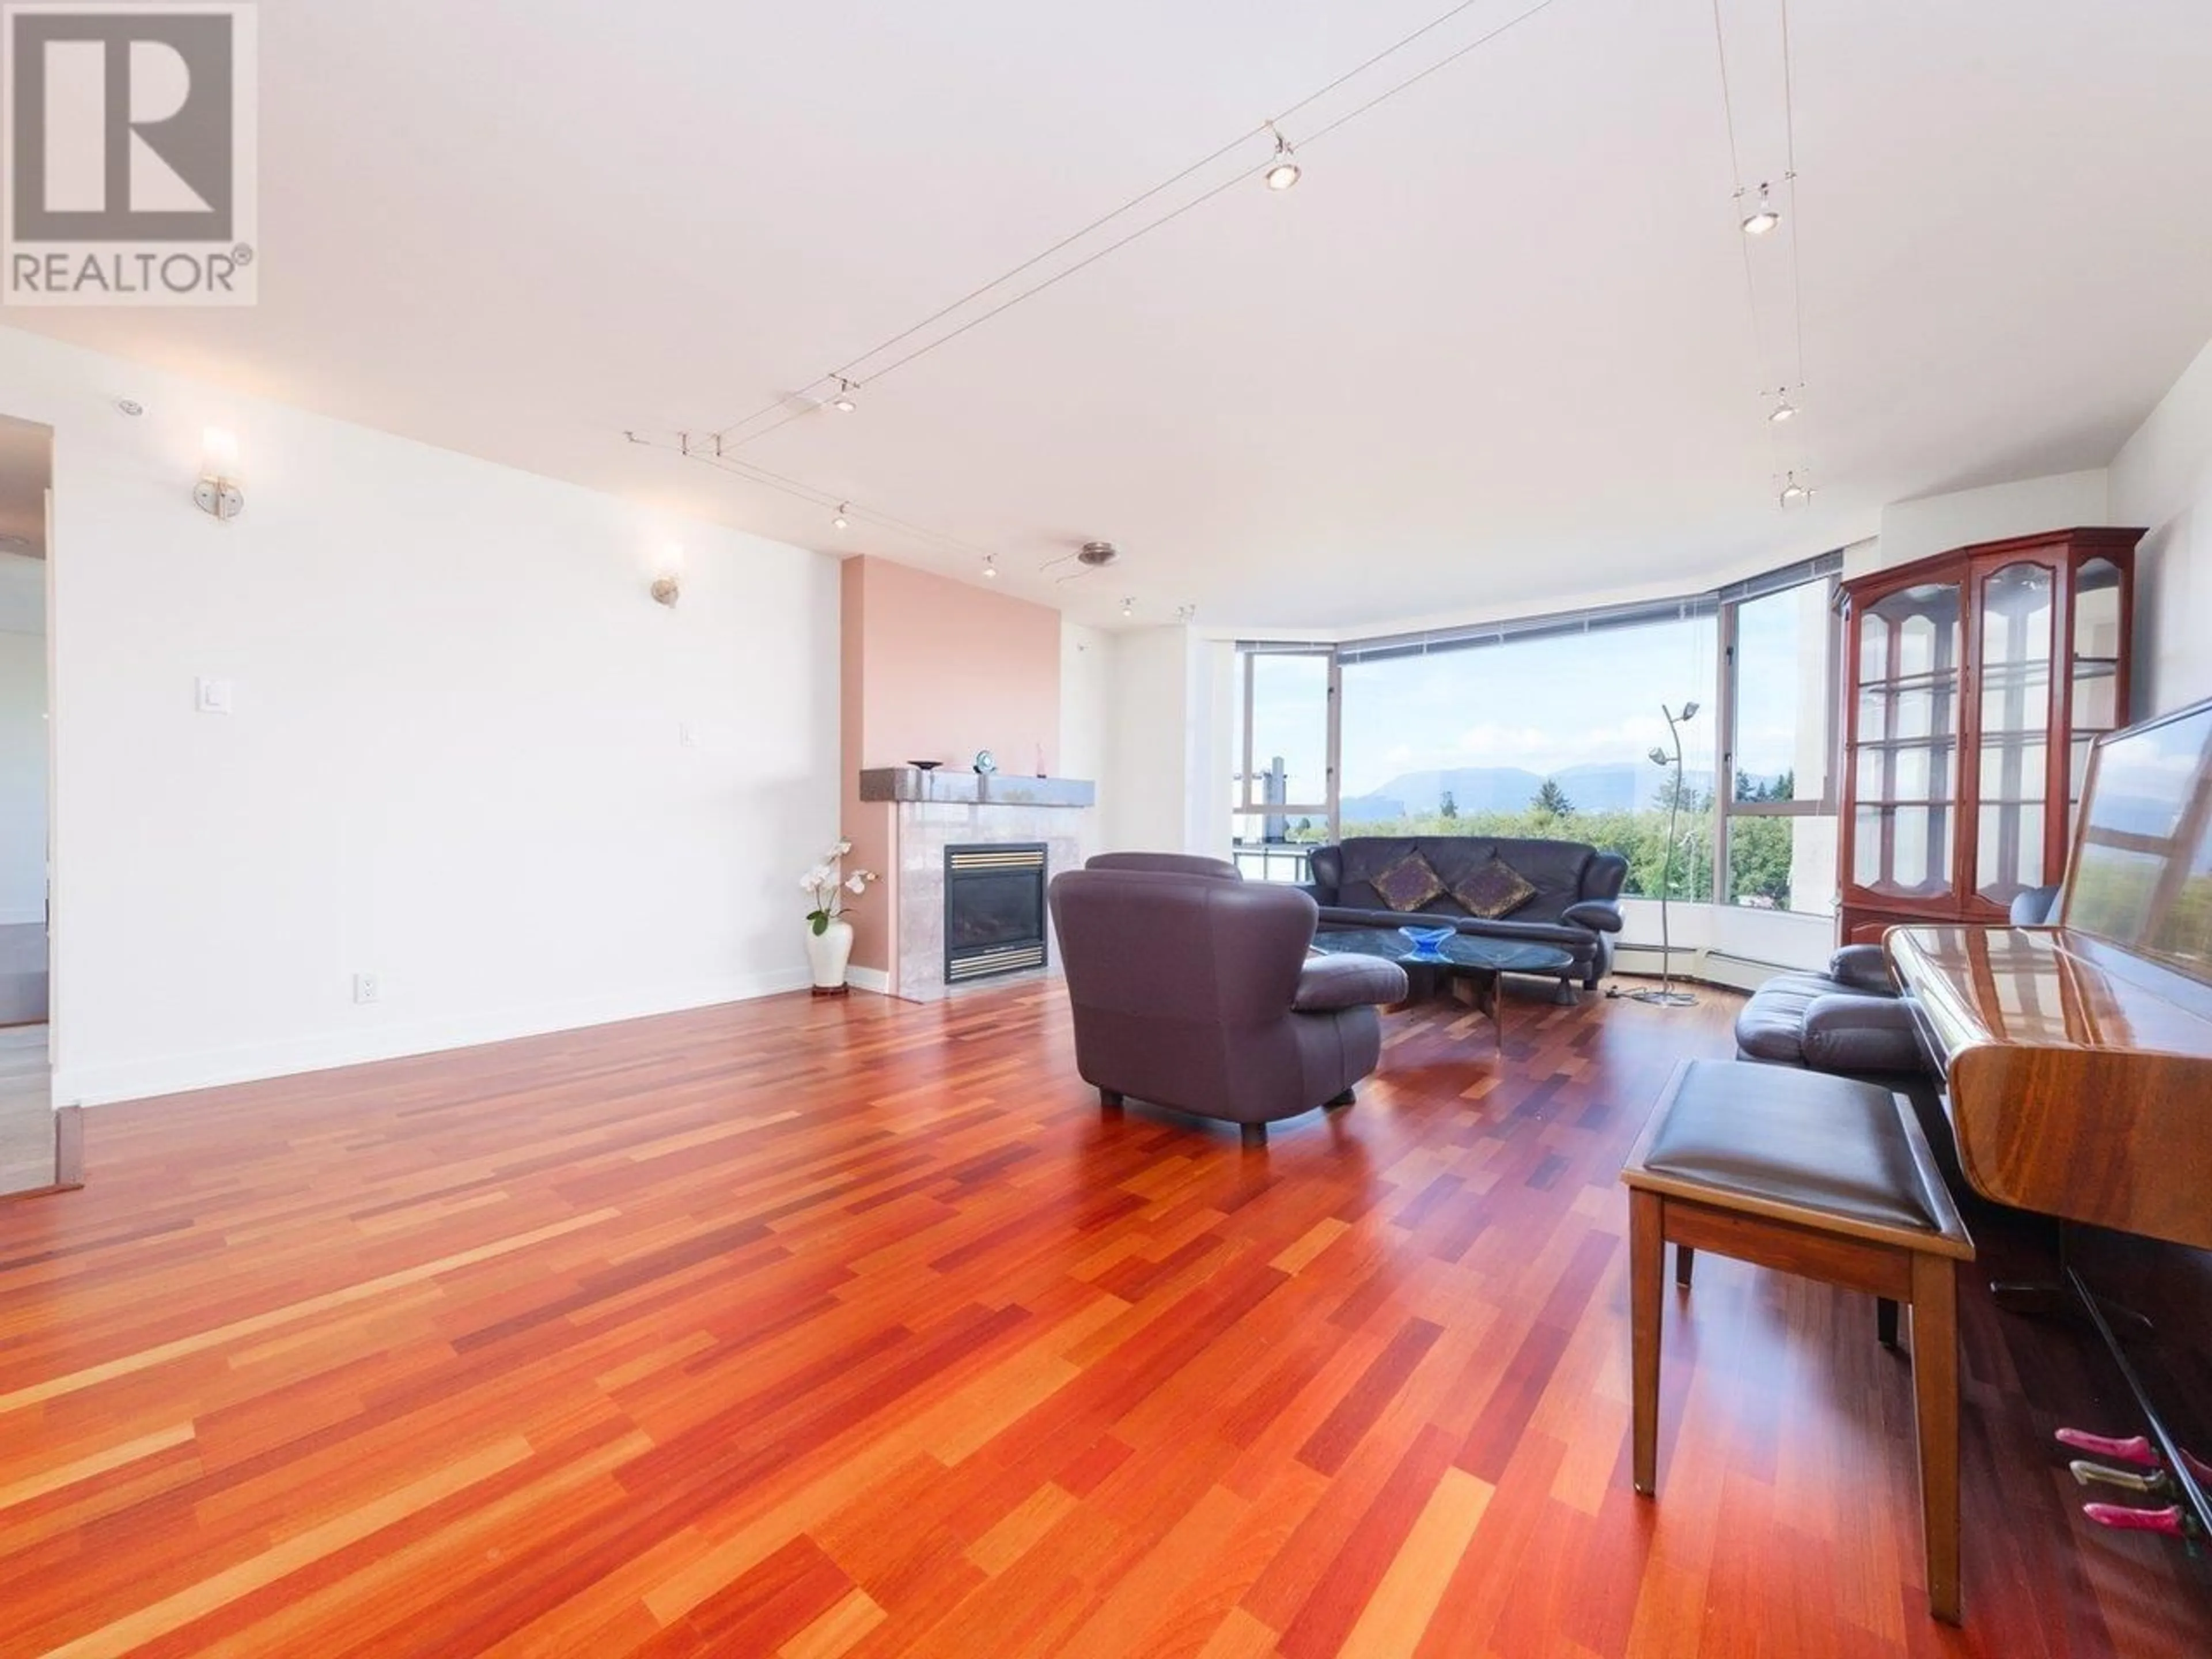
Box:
(0, 414), (54, 1196)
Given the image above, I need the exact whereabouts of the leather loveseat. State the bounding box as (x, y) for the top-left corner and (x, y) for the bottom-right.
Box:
(1734, 944), (1927, 1078)
(1733, 942), (1949, 1155)
(1049, 854), (1408, 1143)
(1736, 880), (2061, 1094)
(1301, 837), (1627, 990)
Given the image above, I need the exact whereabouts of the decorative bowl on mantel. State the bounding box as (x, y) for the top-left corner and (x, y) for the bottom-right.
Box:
(907, 760), (942, 771)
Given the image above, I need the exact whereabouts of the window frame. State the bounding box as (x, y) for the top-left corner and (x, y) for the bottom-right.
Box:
(1714, 569), (1844, 911)
(1235, 642), (1338, 836)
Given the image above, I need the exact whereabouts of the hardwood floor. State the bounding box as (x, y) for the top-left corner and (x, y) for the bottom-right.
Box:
(0, 982), (2205, 1656)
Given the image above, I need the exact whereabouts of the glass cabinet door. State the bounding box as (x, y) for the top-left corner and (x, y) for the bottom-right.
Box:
(2070, 556), (2125, 817)
(1972, 559), (2056, 908)
(1852, 581), (1962, 900)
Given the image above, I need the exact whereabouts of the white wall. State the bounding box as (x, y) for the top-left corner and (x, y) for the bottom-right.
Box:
(1184, 637), (1234, 857)
(1100, 626), (1196, 854)
(1057, 619), (1111, 863)
(2113, 336), (2212, 718)
(0, 563), (47, 924)
(0, 325), (840, 1107)
(1856, 467), (2111, 577)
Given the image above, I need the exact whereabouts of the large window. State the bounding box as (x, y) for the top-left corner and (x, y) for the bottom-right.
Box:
(1721, 573), (1840, 916)
(1231, 556), (1842, 911)
(1336, 608), (1717, 899)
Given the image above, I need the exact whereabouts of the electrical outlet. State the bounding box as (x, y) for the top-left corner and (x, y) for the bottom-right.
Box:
(353, 972), (380, 1005)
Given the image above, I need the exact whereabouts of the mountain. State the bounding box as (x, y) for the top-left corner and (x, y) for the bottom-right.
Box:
(1339, 763), (1723, 821)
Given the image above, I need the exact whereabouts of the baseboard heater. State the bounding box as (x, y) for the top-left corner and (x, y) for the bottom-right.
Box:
(1610, 946), (1806, 994)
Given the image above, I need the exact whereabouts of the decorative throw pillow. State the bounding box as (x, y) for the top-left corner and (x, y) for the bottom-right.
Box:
(1370, 853), (1446, 912)
(1452, 857), (1537, 919)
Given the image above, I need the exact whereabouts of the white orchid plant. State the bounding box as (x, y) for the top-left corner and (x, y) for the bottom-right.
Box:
(801, 839), (878, 935)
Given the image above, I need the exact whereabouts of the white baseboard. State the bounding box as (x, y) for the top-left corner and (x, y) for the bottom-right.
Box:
(54, 967), (813, 1108)
(845, 966), (892, 995)
(1698, 950), (1802, 993)
(1610, 942), (1703, 972)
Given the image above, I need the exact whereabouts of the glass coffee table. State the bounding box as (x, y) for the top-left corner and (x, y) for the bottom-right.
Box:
(1308, 927), (1578, 1043)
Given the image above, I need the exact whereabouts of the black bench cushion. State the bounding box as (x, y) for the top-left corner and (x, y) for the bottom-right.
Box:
(1638, 1060), (1949, 1237)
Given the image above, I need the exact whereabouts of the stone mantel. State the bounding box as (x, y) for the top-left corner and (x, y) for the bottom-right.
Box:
(858, 768), (1096, 809)
(884, 797), (1093, 1003)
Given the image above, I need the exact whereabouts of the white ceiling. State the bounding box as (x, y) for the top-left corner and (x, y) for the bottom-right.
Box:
(10, 0), (2212, 630)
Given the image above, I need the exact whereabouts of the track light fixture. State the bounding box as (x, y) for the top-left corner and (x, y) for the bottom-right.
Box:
(1767, 389), (1798, 423)
(830, 378), (857, 413)
(982, 555), (998, 580)
(1740, 182), (1780, 236)
(1120, 597), (1135, 618)
(1779, 471), (1810, 506)
(832, 503), (850, 529)
(1263, 124), (1301, 192)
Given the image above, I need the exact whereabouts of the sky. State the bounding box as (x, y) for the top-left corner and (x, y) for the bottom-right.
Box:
(1241, 585), (1828, 806)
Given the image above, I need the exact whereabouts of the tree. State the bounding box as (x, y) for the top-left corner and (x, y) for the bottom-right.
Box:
(1733, 768), (1796, 804)
(1438, 790), (1459, 820)
(1728, 816), (1794, 907)
(1532, 778), (1574, 817)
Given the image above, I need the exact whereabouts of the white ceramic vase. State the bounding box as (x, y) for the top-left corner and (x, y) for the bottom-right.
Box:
(805, 916), (854, 990)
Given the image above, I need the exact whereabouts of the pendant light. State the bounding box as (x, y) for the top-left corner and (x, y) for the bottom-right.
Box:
(1740, 182), (1780, 236)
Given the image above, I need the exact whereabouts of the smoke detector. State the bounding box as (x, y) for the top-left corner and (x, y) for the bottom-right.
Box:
(1077, 541), (1120, 568)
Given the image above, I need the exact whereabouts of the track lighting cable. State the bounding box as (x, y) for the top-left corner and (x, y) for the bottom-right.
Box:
(640, 0), (1570, 571)
(1782, 0), (1807, 394)
(636, 432), (1011, 569)
(688, 0), (1569, 450)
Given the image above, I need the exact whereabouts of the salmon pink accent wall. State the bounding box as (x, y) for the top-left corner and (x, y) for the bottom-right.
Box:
(839, 556), (1063, 975)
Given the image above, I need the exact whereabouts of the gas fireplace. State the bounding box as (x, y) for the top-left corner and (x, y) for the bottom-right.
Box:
(944, 843), (1048, 984)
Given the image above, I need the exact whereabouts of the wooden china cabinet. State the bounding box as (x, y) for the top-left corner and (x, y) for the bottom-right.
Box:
(1836, 527), (2140, 945)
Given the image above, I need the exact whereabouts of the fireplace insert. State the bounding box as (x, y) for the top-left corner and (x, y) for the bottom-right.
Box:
(944, 843), (1048, 984)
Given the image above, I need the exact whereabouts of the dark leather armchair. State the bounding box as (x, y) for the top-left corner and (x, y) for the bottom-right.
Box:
(1084, 851), (1245, 881)
(1048, 862), (1408, 1143)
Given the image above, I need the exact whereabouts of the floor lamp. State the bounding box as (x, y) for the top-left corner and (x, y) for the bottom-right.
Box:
(1630, 700), (1699, 1007)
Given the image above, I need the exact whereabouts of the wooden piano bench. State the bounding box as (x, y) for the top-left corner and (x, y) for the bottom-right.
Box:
(1620, 1059), (1978, 1624)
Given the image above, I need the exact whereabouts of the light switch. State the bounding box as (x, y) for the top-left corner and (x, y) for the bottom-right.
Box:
(195, 676), (234, 714)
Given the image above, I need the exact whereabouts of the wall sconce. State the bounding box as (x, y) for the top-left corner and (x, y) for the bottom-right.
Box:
(650, 543), (683, 607)
(193, 426), (244, 521)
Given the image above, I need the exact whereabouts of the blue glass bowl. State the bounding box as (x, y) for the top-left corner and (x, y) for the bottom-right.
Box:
(1397, 925), (1457, 963)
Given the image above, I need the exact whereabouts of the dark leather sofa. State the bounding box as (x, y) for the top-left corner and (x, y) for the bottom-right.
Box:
(1301, 837), (1627, 989)
(1049, 854), (1408, 1143)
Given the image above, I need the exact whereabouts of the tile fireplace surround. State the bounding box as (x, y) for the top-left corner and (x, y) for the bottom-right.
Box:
(856, 768), (1097, 1002)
